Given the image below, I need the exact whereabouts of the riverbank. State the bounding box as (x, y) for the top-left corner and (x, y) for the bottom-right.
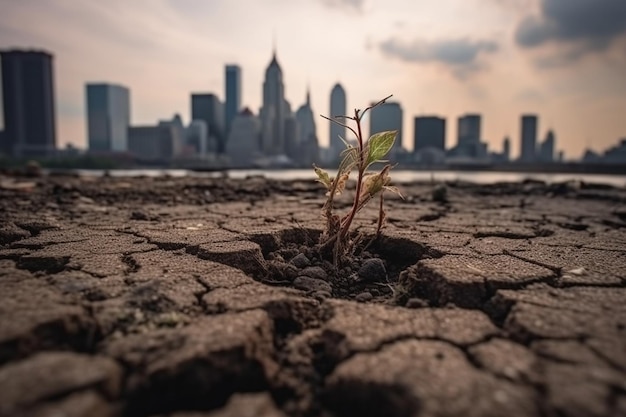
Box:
(1, 174), (625, 416)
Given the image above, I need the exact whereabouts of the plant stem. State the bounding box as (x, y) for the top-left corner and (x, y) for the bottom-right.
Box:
(376, 192), (385, 236)
(338, 108), (366, 243)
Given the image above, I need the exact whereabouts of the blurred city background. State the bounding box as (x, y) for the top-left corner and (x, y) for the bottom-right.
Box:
(0, 0), (625, 172)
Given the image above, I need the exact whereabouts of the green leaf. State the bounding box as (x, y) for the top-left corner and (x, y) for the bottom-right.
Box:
(366, 130), (397, 168)
(313, 164), (332, 189)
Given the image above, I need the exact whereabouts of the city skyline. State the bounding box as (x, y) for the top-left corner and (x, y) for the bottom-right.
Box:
(1, 0), (625, 159)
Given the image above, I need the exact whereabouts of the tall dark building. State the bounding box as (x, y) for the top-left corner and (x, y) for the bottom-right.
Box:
(329, 83), (346, 155)
(370, 101), (403, 154)
(414, 116), (446, 152)
(260, 51), (289, 155)
(1, 49), (56, 156)
(539, 130), (555, 162)
(503, 136), (511, 161)
(520, 114), (538, 162)
(457, 114), (481, 145)
(86, 83), (130, 152)
(225, 65), (241, 137)
(191, 93), (224, 154)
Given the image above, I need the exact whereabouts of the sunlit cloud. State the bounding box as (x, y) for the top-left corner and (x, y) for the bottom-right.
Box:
(317, 0), (367, 13)
(379, 37), (499, 79)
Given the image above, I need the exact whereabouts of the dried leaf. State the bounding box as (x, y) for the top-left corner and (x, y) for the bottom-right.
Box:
(327, 173), (350, 196)
(313, 164), (332, 189)
(383, 185), (404, 198)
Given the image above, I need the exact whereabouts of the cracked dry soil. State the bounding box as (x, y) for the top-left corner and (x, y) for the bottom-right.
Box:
(1, 174), (625, 417)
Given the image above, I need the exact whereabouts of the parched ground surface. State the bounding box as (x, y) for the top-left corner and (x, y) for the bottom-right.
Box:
(1, 174), (625, 417)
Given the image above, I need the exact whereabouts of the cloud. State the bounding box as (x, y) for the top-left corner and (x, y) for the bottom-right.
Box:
(515, 88), (546, 103)
(317, 0), (366, 13)
(379, 37), (499, 78)
(515, 0), (626, 53)
(484, 0), (534, 12)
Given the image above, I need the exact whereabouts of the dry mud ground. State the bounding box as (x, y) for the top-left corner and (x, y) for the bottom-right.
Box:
(0, 174), (625, 417)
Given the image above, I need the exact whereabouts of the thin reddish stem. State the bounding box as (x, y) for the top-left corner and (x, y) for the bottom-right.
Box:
(338, 108), (366, 243)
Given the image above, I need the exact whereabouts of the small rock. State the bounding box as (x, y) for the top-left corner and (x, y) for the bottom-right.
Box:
(290, 253), (311, 268)
(283, 263), (299, 280)
(0, 352), (122, 415)
(301, 266), (327, 280)
(312, 290), (332, 301)
(432, 185), (448, 203)
(130, 210), (151, 221)
(355, 292), (373, 302)
(406, 298), (429, 309)
(293, 276), (333, 293)
(357, 258), (386, 282)
(76, 196), (95, 205)
(24, 160), (43, 177)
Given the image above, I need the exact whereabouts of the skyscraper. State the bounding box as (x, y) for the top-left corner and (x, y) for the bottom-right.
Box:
(539, 130), (555, 162)
(457, 114), (481, 145)
(520, 115), (538, 162)
(226, 107), (261, 168)
(260, 50), (290, 155)
(186, 120), (208, 156)
(329, 83), (346, 155)
(294, 87), (319, 165)
(414, 116), (446, 152)
(86, 83), (130, 152)
(191, 93), (224, 154)
(225, 65), (241, 137)
(503, 136), (511, 161)
(295, 88), (317, 147)
(370, 101), (403, 153)
(1, 49), (56, 156)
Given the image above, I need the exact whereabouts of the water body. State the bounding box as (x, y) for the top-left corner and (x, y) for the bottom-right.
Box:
(67, 169), (626, 188)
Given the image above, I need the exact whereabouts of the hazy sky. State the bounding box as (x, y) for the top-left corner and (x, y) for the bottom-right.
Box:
(1, 0), (625, 158)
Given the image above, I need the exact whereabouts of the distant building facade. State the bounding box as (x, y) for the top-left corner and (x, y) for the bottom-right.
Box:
(191, 93), (224, 154)
(457, 114), (481, 145)
(284, 116), (299, 162)
(449, 113), (486, 158)
(1, 49), (56, 156)
(414, 116), (446, 152)
(538, 130), (555, 162)
(86, 83), (130, 152)
(186, 120), (208, 156)
(370, 101), (403, 154)
(329, 83), (347, 156)
(225, 64), (241, 137)
(128, 126), (161, 160)
(160, 114), (186, 158)
(520, 114), (538, 162)
(603, 139), (626, 163)
(503, 137), (511, 161)
(128, 115), (184, 160)
(294, 88), (319, 165)
(226, 107), (261, 167)
(259, 50), (291, 155)
(128, 121), (182, 162)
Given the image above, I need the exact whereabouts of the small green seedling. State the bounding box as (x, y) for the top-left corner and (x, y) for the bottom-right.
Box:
(315, 95), (402, 264)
